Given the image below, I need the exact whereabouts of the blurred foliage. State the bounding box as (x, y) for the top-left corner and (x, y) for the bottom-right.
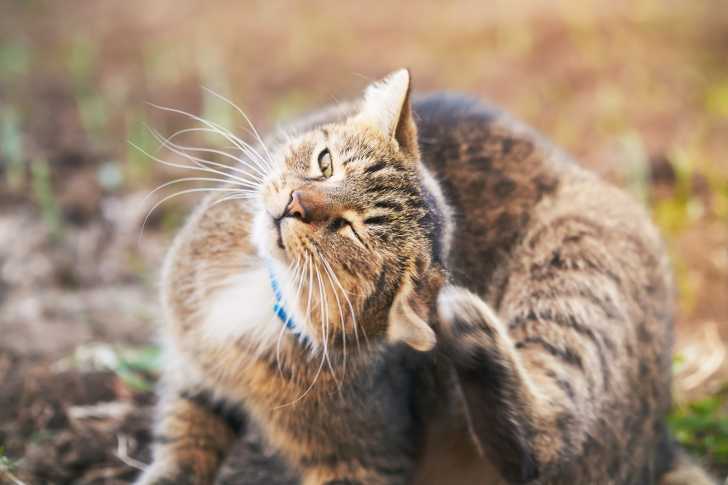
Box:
(0, 106), (24, 190)
(30, 159), (63, 242)
(0, 447), (21, 485)
(652, 149), (703, 237)
(112, 345), (161, 392)
(125, 111), (156, 187)
(670, 393), (728, 468)
(705, 79), (728, 118)
(61, 343), (162, 392)
(67, 36), (109, 140)
(0, 39), (29, 81)
(0, 447), (16, 472)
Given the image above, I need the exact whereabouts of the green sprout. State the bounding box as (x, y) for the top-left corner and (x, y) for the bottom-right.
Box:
(30, 159), (63, 242)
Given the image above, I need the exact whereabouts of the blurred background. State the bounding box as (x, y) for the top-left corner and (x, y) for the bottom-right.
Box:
(1, 1), (726, 483)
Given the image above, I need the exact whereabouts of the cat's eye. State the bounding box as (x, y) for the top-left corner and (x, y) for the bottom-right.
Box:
(328, 217), (363, 244)
(328, 217), (348, 232)
(318, 148), (333, 178)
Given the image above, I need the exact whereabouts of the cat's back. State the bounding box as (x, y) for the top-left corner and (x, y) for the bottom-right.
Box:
(413, 92), (669, 302)
(415, 93), (676, 483)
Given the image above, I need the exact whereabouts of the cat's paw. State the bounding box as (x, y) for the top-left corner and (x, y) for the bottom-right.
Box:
(436, 285), (504, 359)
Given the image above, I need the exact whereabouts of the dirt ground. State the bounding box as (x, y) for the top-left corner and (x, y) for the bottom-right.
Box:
(1, 1), (727, 483)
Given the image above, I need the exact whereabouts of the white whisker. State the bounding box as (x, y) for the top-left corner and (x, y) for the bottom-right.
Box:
(276, 345), (326, 409)
(202, 87), (275, 169)
(155, 128), (266, 181)
(147, 128), (264, 186)
(139, 187), (249, 239)
(313, 259), (339, 391)
(143, 177), (255, 207)
(153, 126), (267, 181)
(129, 141), (260, 190)
(164, 127), (241, 151)
(275, 253), (328, 409)
(205, 193), (258, 210)
(321, 257), (363, 349)
(305, 253), (314, 343)
(148, 102), (271, 175)
(275, 257), (302, 378)
(317, 249), (348, 376)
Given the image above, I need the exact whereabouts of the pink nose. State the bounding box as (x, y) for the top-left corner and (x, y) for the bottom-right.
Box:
(284, 190), (329, 224)
(285, 191), (308, 222)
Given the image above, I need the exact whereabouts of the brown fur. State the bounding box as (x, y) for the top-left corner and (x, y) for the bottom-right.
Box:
(137, 70), (715, 484)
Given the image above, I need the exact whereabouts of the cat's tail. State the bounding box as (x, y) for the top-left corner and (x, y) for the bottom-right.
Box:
(661, 449), (719, 485)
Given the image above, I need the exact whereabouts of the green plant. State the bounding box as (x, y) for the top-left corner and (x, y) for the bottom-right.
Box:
(66, 35), (108, 140)
(125, 110), (155, 186)
(112, 345), (161, 392)
(30, 158), (63, 242)
(0, 447), (15, 471)
(651, 148), (698, 237)
(669, 392), (728, 468)
(0, 107), (25, 190)
(0, 447), (24, 485)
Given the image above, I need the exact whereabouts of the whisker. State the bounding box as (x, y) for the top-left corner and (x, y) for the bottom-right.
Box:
(313, 259), (340, 391)
(305, 252), (315, 347)
(129, 141), (260, 190)
(152, 126), (267, 181)
(164, 127), (242, 151)
(147, 128), (264, 185)
(139, 187), (249, 239)
(202, 87), (275, 168)
(320, 257), (363, 350)
(143, 177), (255, 207)
(276, 257), (302, 378)
(317, 249), (347, 376)
(205, 193), (259, 210)
(273, 253), (329, 409)
(275, 344), (326, 409)
(148, 102), (271, 175)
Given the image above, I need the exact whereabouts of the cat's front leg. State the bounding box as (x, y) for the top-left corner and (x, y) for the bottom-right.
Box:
(136, 385), (245, 485)
(435, 285), (568, 484)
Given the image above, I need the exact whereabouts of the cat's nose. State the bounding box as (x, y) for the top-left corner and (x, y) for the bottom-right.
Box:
(284, 191), (308, 222)
(283, 190), (328, 224)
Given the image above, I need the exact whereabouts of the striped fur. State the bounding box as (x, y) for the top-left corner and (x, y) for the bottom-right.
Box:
(138, 71), (715, 484)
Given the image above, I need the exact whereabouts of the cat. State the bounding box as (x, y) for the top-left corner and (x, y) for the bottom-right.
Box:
(136, 69), (715, 484)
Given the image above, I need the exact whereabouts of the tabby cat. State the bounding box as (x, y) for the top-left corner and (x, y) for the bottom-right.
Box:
(137, 70), (715, 484)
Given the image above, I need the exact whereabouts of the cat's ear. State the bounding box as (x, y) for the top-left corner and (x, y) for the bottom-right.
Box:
(357, 68), (419, 159)
(387, 279), (436, 351)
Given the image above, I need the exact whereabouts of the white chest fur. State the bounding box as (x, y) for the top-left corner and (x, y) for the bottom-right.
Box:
(200, 263), (309, 352)
(202, 267), (280, 348)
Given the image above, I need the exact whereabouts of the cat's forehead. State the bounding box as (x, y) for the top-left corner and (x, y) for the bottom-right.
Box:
(278, 123), (385, 170)
(280, 137), (316, 171)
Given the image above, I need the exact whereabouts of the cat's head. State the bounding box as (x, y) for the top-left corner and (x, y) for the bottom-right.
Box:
(252, 69), (449, 352)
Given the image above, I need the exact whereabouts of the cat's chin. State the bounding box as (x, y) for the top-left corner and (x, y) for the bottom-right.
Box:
(262, 228), (288, 264)
(265, 241), (288, 264)
(251, 211), (288, 263)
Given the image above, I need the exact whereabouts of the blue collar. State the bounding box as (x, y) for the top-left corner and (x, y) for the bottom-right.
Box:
(267, 264), (308, 344)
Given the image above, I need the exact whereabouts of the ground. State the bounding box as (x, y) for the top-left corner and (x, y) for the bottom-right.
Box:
(1, 1), (727, 483)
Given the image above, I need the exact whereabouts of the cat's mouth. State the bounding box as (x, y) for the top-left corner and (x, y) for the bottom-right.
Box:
(270, 216), (304, 258)
(274, 218), (285, 250)
(252, 211), (288, 263)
